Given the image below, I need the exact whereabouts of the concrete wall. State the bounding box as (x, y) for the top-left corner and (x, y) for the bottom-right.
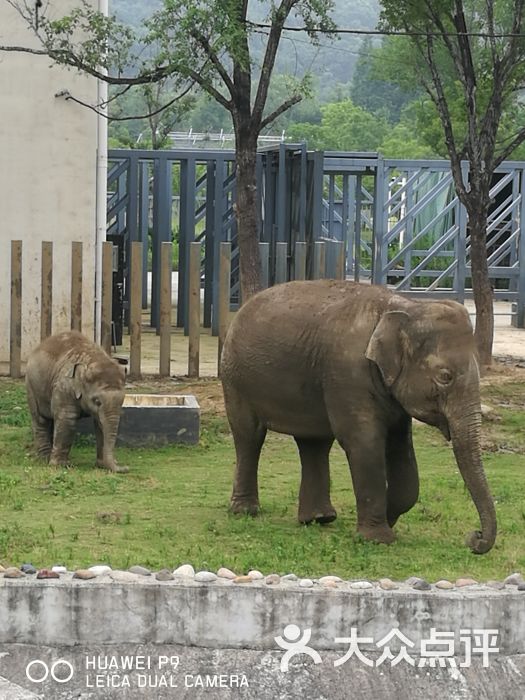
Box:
(0, 578), (524, 698)
(0, 0), (101, 368)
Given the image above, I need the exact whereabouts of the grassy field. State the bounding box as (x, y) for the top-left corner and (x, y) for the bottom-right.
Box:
(0, 368), (524, 582)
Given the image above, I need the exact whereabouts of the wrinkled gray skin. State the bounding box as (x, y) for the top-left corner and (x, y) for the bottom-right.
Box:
(25, 331), (128, 473)
(221, 280), (496, 554)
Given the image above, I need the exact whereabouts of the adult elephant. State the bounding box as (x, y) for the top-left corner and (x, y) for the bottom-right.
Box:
(220, 280), (496, 554)
(26, 331), (128, 473)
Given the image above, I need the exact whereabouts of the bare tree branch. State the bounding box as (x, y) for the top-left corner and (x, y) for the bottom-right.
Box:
(190, 30), (235, 98)
(252, 0), (298, 126)
(60, 81), (195, 123)
(185, 68), (232, 112)
(494, 126), (525, 167)
(260, 93), (302, 130)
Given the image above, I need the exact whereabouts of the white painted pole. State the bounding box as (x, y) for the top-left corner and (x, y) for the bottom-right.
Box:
(95, 0), (109, 343)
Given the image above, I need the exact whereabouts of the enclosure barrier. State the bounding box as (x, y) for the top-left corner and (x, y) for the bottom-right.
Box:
(0, 577), (523, 697)
(5, 238), (345, 379)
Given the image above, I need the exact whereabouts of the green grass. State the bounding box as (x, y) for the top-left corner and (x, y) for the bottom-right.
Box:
(0, 375), (524, 581)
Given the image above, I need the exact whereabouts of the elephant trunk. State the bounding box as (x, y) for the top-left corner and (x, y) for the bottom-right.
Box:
(448, 408), (496, 554)
(100, 412), (121, 470)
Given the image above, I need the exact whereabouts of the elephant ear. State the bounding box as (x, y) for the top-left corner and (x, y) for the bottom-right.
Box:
(365, 311), (410, 387)
(66, 363), (84, 400)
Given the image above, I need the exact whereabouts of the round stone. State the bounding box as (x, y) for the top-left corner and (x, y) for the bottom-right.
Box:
(435, 580), (454, 590)
(265, 574), (281, 585)
(233, 575), (253, 584)
(350, 580), (374, 589)
(156, 569), (174, 582)
(299, 578), (314, 588)
(412, 579), (431, 591)
(322, 579), (338, 588)
(194, 571), (217, 583)
(73, 569), (97, 580)
(282, 573), (298, 581)
(455, 578), (477, 587)
(517, 583), (525, 592)
(504, 573), (524, 586)
(173, 564), (195, 578)
(4, 567), (24, 579)
(486, 580), (505, 590)
(52, 566), (67, 574)
(128, 565), (151, 576)
(217, 567), (237, 580)
(379, 578), (399, 590)
(89, 565), (112, 576)
(319, 576), (343, 585)
(248, 570), (264, 580)
(405, 576), (421, 585)
(20, 564), (37, 575)
(110, 570), (140, 583)
(37, 569), (59, 579)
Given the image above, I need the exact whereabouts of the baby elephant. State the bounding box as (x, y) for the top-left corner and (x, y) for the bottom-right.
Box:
(26, 331), (128, 473)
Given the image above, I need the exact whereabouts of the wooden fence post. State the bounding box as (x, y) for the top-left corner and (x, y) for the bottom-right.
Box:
(188, 242), (201, 378)
(294, 241), (307, 281)
(159, 241), (172, 377)
(101, 241), (113, 354)
(129, 242), (143, 379)
(70, 241), (83, 332)
(217, 242), (231, 374)
(40, 241), (53, 341)
(335, 241), (345, 280)
(10, 241), (22, 378)
(314, 241), (326, 279)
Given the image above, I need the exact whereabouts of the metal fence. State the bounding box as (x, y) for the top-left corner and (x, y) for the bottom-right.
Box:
(107, 147), (525, 331)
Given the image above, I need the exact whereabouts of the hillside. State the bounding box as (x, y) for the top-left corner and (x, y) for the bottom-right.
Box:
(109, 0), (380, 90)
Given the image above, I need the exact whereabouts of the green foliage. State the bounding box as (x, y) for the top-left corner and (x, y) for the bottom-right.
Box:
(288, 98), (388, 151)
(350, 37), (418, 124)
(377, 0), (525, 169)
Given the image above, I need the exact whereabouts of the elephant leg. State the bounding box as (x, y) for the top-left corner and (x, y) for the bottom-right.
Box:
(295, 437), (337, 524)
(226, 388), (266, 516)
(49, 413), (77, 466)
(337, 420), (394, 545)
(386, 418), (419, 527)
(27, 388), (53, 461)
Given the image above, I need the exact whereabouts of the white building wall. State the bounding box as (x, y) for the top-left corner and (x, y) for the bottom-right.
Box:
(0, 0), (102, 369)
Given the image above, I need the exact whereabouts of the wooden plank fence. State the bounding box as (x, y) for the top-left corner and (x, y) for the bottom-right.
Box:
(5, 239), (345, 379)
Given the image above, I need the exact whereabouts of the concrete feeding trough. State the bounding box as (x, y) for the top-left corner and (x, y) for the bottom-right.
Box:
(77, 394), (200, 446)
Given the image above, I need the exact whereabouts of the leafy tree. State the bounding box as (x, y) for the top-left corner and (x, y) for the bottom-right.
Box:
(288, 98), (388, 151)
(1, 0), (336, 300)
(380, 0), (525, 363)
(350, 37), (418, 123)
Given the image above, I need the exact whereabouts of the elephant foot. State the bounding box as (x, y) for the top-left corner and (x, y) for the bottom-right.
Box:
(96, 460), (129, 474)
(298, 506), (337, 525)
(357, 523), (396, 545)
(229, 498), (260, 517)
(49, 456), (71, 467)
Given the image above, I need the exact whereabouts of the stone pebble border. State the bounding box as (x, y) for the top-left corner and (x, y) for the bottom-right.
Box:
(0, 563), (524, 593)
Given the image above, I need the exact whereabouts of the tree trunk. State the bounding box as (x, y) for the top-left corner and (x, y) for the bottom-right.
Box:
(234, 132), (263, 301)
(468, 207), (493, 365)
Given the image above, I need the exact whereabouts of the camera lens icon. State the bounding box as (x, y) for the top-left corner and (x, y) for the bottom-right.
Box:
(26, 659), (74, 684)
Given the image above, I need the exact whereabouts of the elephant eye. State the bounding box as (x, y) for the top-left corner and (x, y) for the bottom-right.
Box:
(92, 397), (102, 407)
(436, 368), (453, 386)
